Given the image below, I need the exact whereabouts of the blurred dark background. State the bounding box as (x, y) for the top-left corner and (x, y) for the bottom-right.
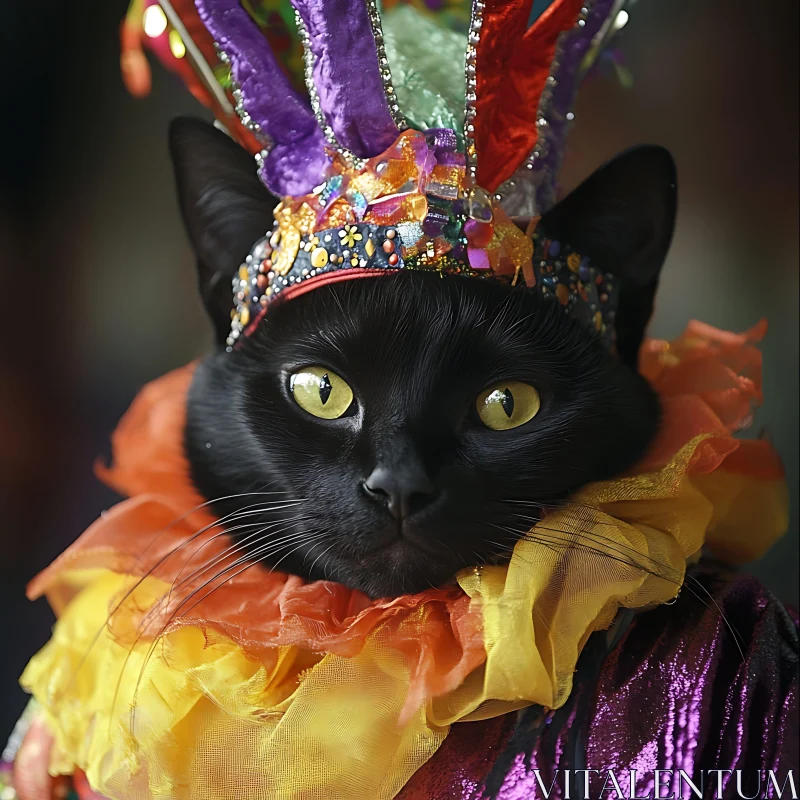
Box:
(0, 1), (797, 743)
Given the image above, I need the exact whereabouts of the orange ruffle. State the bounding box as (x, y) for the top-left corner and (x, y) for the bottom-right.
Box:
(643, 321), (781, 480)
(637, 320), (772, 469)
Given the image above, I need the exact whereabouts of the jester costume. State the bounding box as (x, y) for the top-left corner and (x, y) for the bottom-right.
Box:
(4, 1), (797, 799)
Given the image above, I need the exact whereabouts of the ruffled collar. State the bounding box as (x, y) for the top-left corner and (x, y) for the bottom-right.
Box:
(23, 321), (788, 800)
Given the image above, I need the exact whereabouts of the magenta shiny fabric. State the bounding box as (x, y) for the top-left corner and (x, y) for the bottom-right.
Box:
(195, 0), (328, 196)
(399, 562), (799, 799)
(292, 0), (399, 158)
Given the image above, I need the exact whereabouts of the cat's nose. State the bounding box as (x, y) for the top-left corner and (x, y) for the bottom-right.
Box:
(362, 466), (438, 521)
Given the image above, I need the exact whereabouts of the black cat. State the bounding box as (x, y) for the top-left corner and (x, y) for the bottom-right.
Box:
(171, 119), (676, 598)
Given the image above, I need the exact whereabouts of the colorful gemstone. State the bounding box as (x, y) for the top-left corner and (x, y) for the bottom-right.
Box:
(388, 253), (400, 266)
(320, 174), (344, 205)
(466, 186), (492, 221)
(365, 238), (375, 257)
(383, 239), (395, 253)
(422, 210), (448, 237)
(464, 218), (493, 248)
(348, 190), (368, 218)
(468, 247), (491, 270)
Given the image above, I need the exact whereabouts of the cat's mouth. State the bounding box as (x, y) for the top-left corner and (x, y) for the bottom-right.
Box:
(331, 526), (462, 597)
(352, 517), (453, 562)
(367, 530), (446, 561)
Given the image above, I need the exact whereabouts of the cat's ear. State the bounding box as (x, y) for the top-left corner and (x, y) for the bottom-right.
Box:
(538, 145), (677, 368)
(169, 117), (277, 345)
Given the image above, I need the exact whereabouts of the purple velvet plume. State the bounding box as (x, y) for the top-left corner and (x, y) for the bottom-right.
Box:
(195, 0), (328, 196)
(292, 0), (399, 158)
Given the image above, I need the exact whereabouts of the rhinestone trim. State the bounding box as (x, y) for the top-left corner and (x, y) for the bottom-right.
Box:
(216, 46), (274, 176)
(464, 0), (485, 179)
(216, 47), (269, 145)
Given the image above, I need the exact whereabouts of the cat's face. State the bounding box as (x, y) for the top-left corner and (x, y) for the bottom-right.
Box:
(171, 119), (676, 598)
(186, 272), (659, 596)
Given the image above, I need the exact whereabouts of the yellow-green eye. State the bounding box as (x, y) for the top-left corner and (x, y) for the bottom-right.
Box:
(290, 366), (354, 419)
(477, 381), (541, 431)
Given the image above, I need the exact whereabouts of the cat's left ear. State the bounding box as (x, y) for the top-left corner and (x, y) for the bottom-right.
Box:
(169, 117), (278, 346)
(538, 146), (677, 368)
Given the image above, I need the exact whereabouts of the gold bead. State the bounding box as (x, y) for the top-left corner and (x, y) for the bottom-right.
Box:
(311, 247), (329, 268)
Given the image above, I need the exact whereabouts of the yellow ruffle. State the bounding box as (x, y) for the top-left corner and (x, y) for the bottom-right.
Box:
(24, 570), (442, 800)
(21, 433), (787, 800)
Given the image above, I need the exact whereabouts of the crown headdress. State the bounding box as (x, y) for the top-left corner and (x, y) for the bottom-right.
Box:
(123, 0), (630, 349)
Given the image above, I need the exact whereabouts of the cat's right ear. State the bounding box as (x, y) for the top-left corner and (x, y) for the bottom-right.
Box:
(536, 146), (677, 369)
(169, 117), (277, 345)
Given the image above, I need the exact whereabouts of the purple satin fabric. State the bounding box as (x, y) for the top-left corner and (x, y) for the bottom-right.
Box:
(399, 562), (799, 799)
(195, 0), (328, 196)
(292, 0), (398, 158)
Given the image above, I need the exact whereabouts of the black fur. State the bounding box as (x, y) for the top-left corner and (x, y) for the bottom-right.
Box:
(169, 118), (278, 344)
(171, 118), (676, 598)
(538, 145), (677, 367)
